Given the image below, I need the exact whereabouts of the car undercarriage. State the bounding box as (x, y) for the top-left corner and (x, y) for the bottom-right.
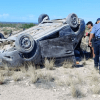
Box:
(0, 13), (85, 67)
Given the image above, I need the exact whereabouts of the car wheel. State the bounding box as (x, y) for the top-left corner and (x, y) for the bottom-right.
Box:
(19, 41), (41, 64)
(66, 13), (78, 28)
(0, 33), (6, 39)
(15, 33), (35, 53)
(38, 14), (50, 24)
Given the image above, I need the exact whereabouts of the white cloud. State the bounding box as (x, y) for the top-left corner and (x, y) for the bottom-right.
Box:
(29, 15), (35, 19)
(11, 15), (37, 21)
(20, 17), (27, 20)
(0, 14), (9, 18)
(28, 15), (37, 21)
(0, 14), (37, 22)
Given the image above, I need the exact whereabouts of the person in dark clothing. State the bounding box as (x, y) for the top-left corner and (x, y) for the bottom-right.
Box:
(89, 18), (100, 73)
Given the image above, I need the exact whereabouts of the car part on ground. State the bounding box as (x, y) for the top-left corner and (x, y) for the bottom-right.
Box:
(0, 13), (85, 67)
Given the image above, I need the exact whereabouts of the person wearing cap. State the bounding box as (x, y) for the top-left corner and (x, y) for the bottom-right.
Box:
(89, 18), (100, 73)
(81, 21), (94, 59)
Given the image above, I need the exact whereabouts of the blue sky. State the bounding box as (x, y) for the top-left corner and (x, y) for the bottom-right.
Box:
(0, 0), (99, 24)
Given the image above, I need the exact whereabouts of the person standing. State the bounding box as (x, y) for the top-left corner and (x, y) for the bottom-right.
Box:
(80, 21), (94, 59)
(86, 21), (95, 58)
(89, 18), (100, 72)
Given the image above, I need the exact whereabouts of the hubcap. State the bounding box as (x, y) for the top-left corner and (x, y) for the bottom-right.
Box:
(20, 36), (31, 49)
(71, 15), (77, 25)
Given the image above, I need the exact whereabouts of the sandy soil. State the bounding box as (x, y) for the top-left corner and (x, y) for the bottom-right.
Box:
(0, 59), (100, 100)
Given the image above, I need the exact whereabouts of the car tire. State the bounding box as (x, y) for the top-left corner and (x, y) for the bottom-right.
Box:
(0, 33), (5, 39)
(38, 14), (50, 24)
(15, 33), (35, 53)
(66, 13), (78, 28)
(20, 41), (41, 64)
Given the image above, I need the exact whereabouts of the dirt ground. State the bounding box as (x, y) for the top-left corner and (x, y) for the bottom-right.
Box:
(0, 59), (100, 100)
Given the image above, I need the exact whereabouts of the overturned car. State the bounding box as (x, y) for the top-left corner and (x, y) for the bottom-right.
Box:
(0, 13), (85, 67)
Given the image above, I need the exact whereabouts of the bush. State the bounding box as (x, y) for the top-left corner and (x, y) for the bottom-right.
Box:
(22, 23), (35, 29)
(0, 23), (36, 29)
(3, 29), (12, 35)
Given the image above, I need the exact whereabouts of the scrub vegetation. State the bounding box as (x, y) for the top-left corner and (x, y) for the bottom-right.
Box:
(0, 23), (36, 37)
(0, 23), (36, 29)
(0, 59), (100, 99)
(0, 23), (100, 100)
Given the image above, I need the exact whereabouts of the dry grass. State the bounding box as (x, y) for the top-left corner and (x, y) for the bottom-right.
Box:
(56, 72), (84, 87)
(13, 72), (23, 82)
(20, 66), (27, 73)
(75, 71), (85, 85)
(0, 62), (55, 84)
(71, 85), (85, 98)
(44, 58), (55, 70)
(91, 85), (100, 94)
(29, 69), (38, 84)
(0, 64), (15, 84)
(91, 74), (99, 82)
(0, 73), (5, 84)
(62, 60), (73, 68)
(25, 62), (39, 83)
(55, 61), (100, 98)
(42, 72), (55, 82)
(1, 58), (100, 98)
(25, 62), (55, 83)
(55, 76), (73, 86)
(82, 56), (87, 66)
(3, 66), (14, 76)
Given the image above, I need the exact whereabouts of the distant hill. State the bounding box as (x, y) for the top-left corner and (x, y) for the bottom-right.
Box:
(0, 22), (37, 29)
(0, 21), (38, 24)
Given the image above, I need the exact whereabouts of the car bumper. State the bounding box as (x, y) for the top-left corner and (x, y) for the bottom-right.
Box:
(0, 50), (23, 67)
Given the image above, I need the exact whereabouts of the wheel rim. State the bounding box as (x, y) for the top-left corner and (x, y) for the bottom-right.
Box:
(71, 14), (77, 26)
(20, 36), (32, 50)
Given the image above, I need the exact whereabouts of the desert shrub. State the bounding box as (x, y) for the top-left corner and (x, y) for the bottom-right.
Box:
(0, 23), (16, 27)
(91, 85), (100, 94)
(63, 60), (73, 68)
(0, 23), (36, 29)
(0, 73), (5, 84)
(71, 85), (85, 98)
(16, 24), (23, 29)
(22, 23), (35, 29)
(24, 62), (38, 83)
(44, 58), (55, 70)
(3, 29), (12, 35)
